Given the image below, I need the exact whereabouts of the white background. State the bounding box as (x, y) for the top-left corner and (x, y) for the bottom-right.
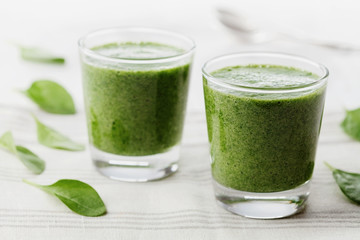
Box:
(1, 0), (360, 113)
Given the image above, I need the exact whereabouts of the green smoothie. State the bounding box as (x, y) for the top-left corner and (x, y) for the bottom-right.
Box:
(82, 42), (191, 156)
(203, 65), (326, 193)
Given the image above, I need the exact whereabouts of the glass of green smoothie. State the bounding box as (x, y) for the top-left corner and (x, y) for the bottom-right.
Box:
(202, 53), (328, 219)
(79, 28), (195, 182)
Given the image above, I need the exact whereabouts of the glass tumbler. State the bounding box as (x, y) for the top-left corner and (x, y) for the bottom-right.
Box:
(79, 28), (195, 182)
(202, 53), (328, 219)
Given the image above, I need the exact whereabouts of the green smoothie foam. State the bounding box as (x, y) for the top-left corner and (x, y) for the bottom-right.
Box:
(82, 42), (191, 156)
(204, 65), (326, 193)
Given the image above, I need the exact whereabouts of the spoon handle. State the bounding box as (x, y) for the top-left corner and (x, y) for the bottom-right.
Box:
(277, 32), (360, 52)
(217, 7), (360, 52)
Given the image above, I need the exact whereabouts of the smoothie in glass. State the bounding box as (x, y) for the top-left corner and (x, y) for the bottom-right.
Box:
(202, 53), (328, 219)
(79, 28), (195, 182)
(82, 42), (190, 156)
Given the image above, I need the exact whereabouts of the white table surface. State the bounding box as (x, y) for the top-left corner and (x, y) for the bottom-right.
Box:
(1, 0), (360, 239)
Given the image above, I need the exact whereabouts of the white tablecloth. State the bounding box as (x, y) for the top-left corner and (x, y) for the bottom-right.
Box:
(0, 107), (360, 239)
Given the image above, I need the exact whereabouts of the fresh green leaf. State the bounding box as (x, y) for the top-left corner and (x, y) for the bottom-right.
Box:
(23, 179), (106, 217)
(341, 108), (360, 141)
(0, 131), (17, 154)
(23, 80), (76, 114)
(325, 162), (360, 204)
(0, 131), (45, 174)
(34, 116), (85, 151)
(16, 146), (45, 174)
(20, 46), (65, 64)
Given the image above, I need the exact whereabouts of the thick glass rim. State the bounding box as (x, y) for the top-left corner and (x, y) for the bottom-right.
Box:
(78, 27), (196, 64)
(202, 52), (329, 94)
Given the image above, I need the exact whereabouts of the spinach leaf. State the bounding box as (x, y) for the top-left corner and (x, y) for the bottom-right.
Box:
(341, 108), (360, 141)
(0, 131), (45, 174)
(34, 116), (85, 151)
(23, 80), (76, 114)
(0, 131), (17, 154)
(23, 179), (106, 217)
(20, 46), (65, 64)
(16, 146), (46, 175)
(325, 162), (360, 204)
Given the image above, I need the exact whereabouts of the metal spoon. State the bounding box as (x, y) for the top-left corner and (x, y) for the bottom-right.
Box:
(217, 8), (360, 52)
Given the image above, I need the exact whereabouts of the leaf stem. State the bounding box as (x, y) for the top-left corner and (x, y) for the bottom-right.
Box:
(13, 88), (26, 94)
(31, 112), (39, 122)
(324, 161), (336, 172)
(22, 179), (41, 188)
(5, 40), (21, 48)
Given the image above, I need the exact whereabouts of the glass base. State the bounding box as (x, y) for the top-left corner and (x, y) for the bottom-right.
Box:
(90, 145), (179, 182)
(213, 180), (310, 219)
